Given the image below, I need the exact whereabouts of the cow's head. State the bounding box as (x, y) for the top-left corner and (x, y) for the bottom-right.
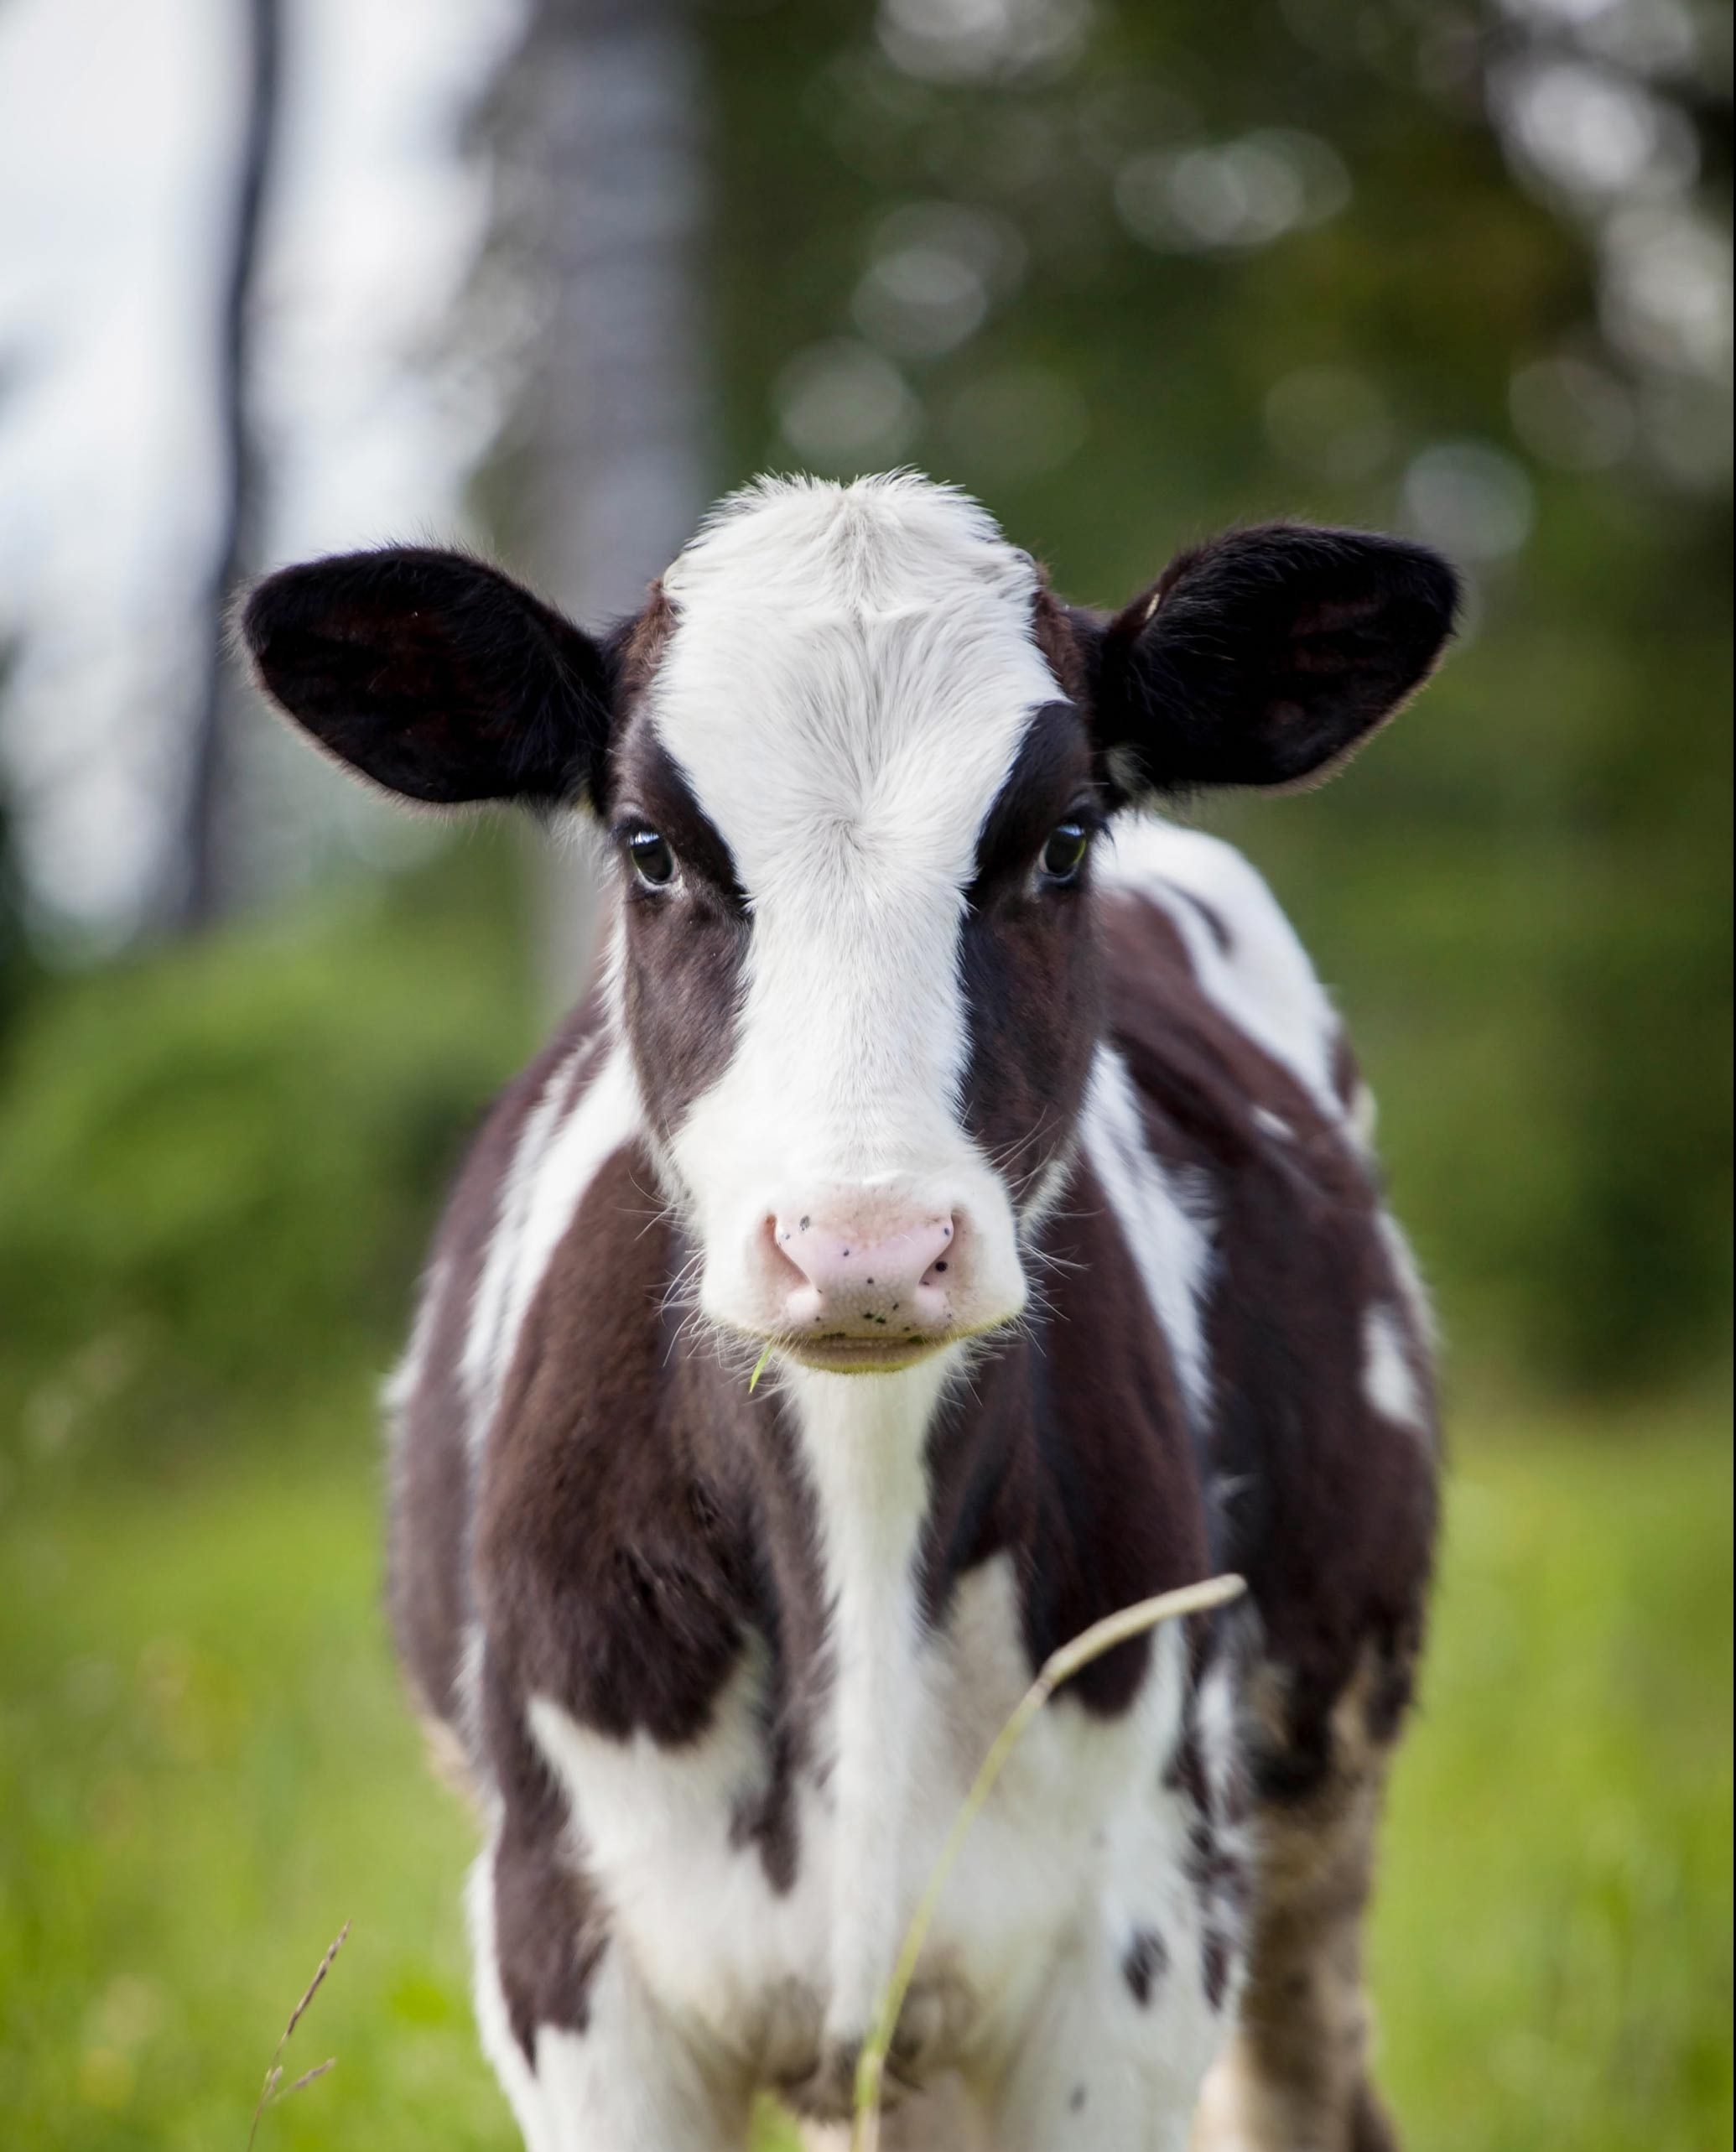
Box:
(244, 476), (1456, 1375)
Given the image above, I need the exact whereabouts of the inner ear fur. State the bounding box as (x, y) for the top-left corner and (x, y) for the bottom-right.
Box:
(1086, 524), (1461, 798)
(240, 547), (617, 808)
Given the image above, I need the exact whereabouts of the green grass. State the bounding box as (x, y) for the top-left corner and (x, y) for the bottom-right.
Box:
(0, 1398), (1728, 2150)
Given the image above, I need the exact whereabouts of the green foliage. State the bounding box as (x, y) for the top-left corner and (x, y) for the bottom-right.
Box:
(700, 0), (1733, 1393)
(0, 1401), (1725, 2149)
(1375, 1404), (1734, 2144)
(0, 834), (538, 1458)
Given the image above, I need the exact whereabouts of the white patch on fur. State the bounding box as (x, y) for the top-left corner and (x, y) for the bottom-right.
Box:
(460, 1038), (637, 1455)
(1378, 1207), (1437, 1350)
(382, 1252), (450, 1425)
(783, 1360), (949, 2051)
(1104, 818), (1344, 1120)
(1081, 1045), (1215, 1427)
(531, 1956), (746, 2150)
(1361, 1301), (1427, 1436)
(645, 476), (1063, 1336)
(1349, 1077), (1380, 1154)
(528, 1646), (802, 2050)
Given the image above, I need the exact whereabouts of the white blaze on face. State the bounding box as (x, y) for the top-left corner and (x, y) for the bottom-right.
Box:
(647, 476), (1058, 1338)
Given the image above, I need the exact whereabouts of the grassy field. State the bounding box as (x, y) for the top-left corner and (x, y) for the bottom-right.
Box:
(0, 1395), (1728, 2151)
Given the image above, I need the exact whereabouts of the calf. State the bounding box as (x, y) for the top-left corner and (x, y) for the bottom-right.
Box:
(244, 474), (1456, 2151)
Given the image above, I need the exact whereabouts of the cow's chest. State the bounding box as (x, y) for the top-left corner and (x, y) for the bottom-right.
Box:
(523, 1552), (1213, 2102)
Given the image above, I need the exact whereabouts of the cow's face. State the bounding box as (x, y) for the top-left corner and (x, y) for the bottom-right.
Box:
(604, 483), (1102, 1370)
(245, 476), (1457, 1376)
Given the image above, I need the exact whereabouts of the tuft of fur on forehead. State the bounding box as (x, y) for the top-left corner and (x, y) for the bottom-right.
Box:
(664, 470), (1040, 616)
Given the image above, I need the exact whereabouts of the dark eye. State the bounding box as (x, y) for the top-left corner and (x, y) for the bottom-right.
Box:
(627, 829), (676, 889)
(1039, 820), (1091, 886)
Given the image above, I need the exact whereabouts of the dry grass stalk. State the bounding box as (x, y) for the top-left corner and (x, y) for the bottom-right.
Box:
(246, 1921), (351, 2149)
(849, 1573), (1248, 2152)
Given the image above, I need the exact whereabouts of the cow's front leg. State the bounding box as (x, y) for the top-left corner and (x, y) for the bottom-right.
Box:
(469, 1811), (749, 2152)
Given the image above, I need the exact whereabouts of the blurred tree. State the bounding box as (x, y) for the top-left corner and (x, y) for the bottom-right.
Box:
(0, 646), (37, 1058)
(167, 0), (283, 930)
(481, 0), (708, 1006)
(697, 0), (1731, 1393)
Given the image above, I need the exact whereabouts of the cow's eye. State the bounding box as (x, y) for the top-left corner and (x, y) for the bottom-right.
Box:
(1039, 820), (1090, 886)
(627, 829), (677, 889)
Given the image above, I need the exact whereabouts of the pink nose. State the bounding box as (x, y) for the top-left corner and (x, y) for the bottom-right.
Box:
(771, 1210), (958, 1341)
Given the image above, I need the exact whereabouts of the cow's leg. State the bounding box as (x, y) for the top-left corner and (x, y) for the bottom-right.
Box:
(470, 1821), (749, 2152)
(1193, 1654), (1405, 2152)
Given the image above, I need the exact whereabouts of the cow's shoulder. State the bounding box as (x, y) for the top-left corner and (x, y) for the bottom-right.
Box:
(1096, 817), (1353, 1129)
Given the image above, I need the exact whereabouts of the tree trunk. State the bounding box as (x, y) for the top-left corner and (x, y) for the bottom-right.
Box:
(171, 0), (282, 930)
(495, 0), (707, 1009)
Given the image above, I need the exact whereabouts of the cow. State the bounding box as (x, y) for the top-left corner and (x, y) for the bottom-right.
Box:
(242, 472), (1457, 2152)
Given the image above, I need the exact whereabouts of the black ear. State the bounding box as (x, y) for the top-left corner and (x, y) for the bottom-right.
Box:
(1089, 525), (1460, 797)
(240, 547), (615, 808)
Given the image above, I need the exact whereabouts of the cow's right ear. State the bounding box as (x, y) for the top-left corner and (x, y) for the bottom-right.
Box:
(240, 547), (616, 808)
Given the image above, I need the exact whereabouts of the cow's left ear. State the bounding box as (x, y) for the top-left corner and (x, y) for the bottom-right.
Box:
(240, 546), (616, 808)
(1086, 525), (1460, 798)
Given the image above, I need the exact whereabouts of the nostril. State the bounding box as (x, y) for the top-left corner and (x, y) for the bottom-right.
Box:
(919, 1215), (958, 1291)
(763, 1217), (808, 1292)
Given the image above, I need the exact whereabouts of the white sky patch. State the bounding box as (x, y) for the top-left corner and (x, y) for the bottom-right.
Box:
(0, 0), (524, 942)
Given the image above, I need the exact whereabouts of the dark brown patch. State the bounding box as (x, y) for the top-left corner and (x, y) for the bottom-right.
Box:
(1202, 1926), (1232, 2013)
(1331, 1025), (1364, 1113)
(1030, 580), (1089, 704)
(1186, 1813), (1249, 1926)
(958, 705), (1104, 1213)
(919, 1155), (1212, 1715)
(1120, 1926), (1169, 2009)
(476, 1143), (763, 1743)
(1162, 1721), (1210, 1814)
(611, 725), (751, 1143)
(482, 1649), (609, 2061)
(616, 579), (677, 704)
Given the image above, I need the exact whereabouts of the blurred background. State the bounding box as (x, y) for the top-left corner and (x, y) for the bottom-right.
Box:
(0, 0), (1728, 2146)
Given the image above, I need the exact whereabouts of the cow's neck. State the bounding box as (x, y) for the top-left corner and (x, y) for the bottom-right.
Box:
(781, 1356), (954, 2048)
